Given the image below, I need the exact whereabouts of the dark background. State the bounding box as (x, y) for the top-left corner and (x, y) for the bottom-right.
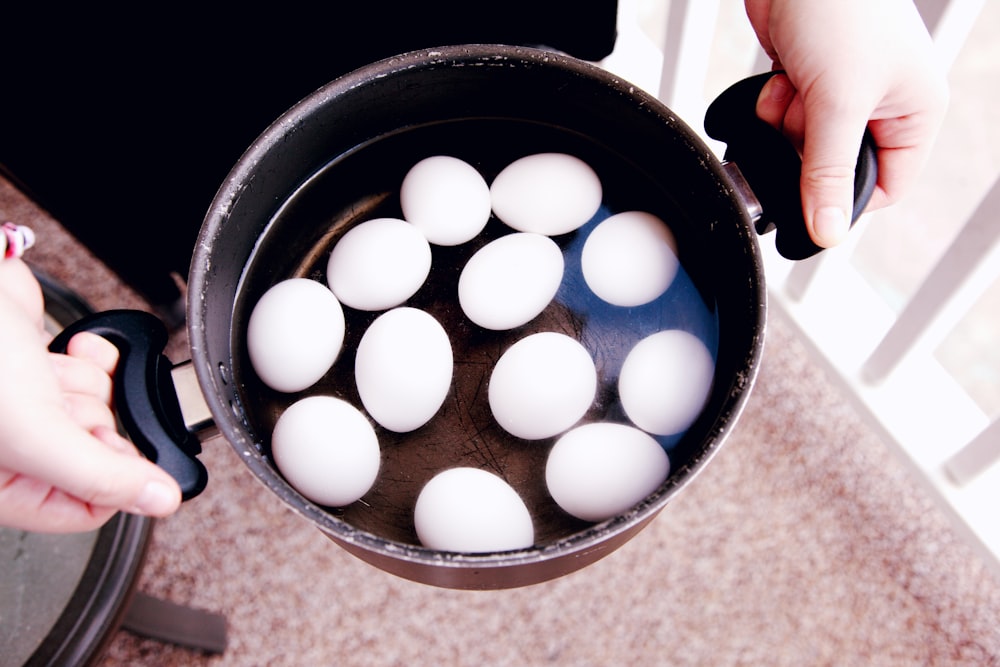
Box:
(0, 2), (618, 310)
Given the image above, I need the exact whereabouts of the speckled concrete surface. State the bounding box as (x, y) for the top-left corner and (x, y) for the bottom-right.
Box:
(5, 175), (1000, 666)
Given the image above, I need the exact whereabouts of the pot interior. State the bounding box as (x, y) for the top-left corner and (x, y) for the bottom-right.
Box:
(190, 45), (765, 585)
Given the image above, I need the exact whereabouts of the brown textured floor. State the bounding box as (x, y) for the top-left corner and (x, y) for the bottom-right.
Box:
(5, 175), (1000, 666)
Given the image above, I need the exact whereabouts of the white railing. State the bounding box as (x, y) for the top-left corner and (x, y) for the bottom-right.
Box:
(603, 0), (1000, 577)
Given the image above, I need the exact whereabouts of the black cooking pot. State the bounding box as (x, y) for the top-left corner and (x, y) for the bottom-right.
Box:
(51, 45), (875, 590)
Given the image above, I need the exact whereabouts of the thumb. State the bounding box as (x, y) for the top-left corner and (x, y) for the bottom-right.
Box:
(24, 420), (182, 518)
(799, 100), (869, 248)
(90, 426), (184, 516)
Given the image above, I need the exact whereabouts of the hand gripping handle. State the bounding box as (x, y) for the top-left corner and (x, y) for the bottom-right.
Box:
(49, 309), (208, 500)
(704, 70), (878, 260)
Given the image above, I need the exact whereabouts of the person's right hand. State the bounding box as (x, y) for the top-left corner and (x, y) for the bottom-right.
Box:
(745, 0), (949, 248)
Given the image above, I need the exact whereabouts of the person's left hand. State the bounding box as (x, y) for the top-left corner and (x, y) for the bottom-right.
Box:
(0, 258), (181, 533)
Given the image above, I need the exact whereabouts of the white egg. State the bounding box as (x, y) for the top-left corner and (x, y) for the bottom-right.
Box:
(246, 278), (346, 393)
(271, 396), (380, 507)
(414, 467), (534, 553)
(490, 153), (602, 236)
(326, 217), (432, 311)
(354, 307), (453, 432)
(458, 232), (564, 330)
(581, 211), (679, 307)
(545, 422), (670, 522)
(400, 155), (492, 246)
(488, 332), (597, 440)
(618, 329), (715, 436)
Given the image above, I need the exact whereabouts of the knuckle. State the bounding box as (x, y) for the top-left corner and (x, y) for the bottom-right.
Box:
(64, 394), (117, 432)
(802, 164), (858, 189)
(77, 468), (130, 506)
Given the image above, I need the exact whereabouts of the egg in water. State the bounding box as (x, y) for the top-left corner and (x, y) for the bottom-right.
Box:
(618, 329), (715, 436)
(326, 217), (432, 311)
(400, 155), (492, 246)
(271, 396), (380, 507)
(490, 153), (602, 236)
(458, 232), (564, 330)
(354, 307), (454, 433)
(246, 278), (346, 393)
(581, 211), (679, 307)
(545, 422), (670, 522)
(414, 467), (534, 553)
(488, 332), (597, 440)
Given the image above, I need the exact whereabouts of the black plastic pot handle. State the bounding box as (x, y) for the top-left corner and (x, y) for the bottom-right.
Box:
(704, 70), (879, 260)
(48, 309), (208, 500)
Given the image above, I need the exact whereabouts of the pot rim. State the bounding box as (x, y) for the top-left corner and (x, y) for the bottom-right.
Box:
(188, 43), (767, 579)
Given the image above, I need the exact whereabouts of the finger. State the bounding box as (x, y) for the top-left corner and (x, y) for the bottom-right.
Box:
(92, 426), (183, 516)
(94, 426), (144, 457)
(756, 73), (807, 155)
(90, 426), (184, 516)
(50, 353), (115, 406)
(865, 108), (946, 210)
(755, 72), (795, 132)
(0, 471), (119, 533)
(62, 393), (118, 432)
(12, 419), (182, 519)
(798, 96), (871, 248)
(65, 331), (120, 375)
(862, 145), (918, 212)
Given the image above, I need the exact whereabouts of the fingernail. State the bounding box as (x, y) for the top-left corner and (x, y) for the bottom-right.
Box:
(134, 480), (179, 516)
(814, 207), (849, 246)
(762, 73), (792, 103)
